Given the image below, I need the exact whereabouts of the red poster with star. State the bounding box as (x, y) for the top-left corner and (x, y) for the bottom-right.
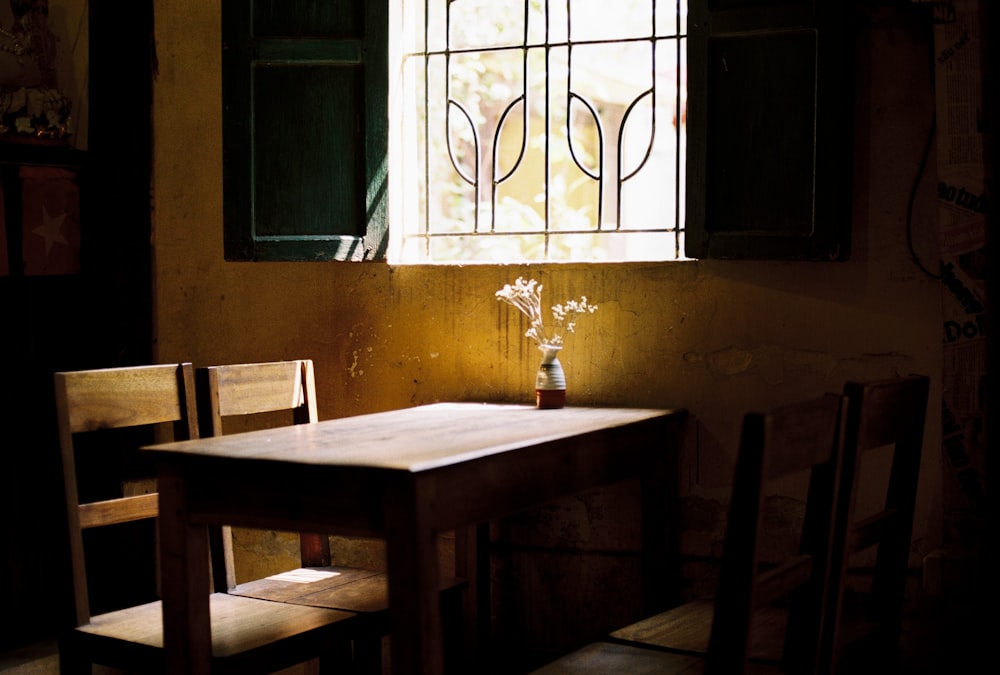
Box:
(20, 165), (81, 275)
(0, 181), (9, 276)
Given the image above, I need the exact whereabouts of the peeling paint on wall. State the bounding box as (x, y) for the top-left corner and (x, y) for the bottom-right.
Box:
(683, 345), (914, 384)
(348, 350), (363, 378)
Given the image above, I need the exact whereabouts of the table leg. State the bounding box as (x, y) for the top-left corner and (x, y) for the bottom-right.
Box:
(385, 476), (444, 675)
(641, 442), (681, 614)
(158, 465), (212, 675)
(454, 522), (490, 666)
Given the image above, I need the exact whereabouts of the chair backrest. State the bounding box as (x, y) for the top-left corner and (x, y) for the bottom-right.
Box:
(54, 363), (199, 627)
(705, 393), (848, 675)
(196, 359), (318, 435)
(821, 374), (930, 670)
(195, 359), (329, 575)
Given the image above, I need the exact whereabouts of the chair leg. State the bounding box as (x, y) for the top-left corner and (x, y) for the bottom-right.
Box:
(317, 638), (356, 675)
(350, 635), (384, 675)
(442, 587), (468, 674)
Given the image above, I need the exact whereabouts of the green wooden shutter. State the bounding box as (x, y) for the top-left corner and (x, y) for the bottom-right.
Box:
(686, 1), (853, 260)
(222, 0), (387, 261)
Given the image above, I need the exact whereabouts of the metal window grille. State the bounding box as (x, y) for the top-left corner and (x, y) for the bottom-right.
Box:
(394, 0), (688, 263)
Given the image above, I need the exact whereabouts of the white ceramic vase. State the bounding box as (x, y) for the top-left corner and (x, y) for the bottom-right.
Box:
(535, 344), (566, 409)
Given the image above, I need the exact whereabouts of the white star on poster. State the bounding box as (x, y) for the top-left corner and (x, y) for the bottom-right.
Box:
(32, 205), (69, 256)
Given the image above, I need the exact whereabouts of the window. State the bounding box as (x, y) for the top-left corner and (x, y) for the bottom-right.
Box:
(391, 0), (687, 263)
(222, 0), (852, 264)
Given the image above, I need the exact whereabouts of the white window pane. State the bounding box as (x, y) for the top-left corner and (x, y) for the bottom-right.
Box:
(393, 0), (687, 263)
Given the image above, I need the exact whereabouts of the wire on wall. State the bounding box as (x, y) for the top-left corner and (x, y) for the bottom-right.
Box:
(907, 113), (941, 280)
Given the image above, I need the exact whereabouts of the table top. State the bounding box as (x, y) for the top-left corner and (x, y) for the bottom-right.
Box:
(141, 402), (685, 473)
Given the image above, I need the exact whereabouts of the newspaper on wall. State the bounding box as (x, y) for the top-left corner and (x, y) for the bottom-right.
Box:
(934, 0), (988, 548)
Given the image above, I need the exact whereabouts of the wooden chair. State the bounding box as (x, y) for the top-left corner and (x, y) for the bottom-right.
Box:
(530, 393), (849, 674)
(196, 359), (467, 674)
(820, 374), (930, 673)
(55, 363), (357, 674)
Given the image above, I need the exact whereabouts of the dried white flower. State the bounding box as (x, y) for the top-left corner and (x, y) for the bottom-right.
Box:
(496, 277), (597, 347)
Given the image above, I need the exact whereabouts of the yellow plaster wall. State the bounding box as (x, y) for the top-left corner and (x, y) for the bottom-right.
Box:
(151, 0), (944, 651)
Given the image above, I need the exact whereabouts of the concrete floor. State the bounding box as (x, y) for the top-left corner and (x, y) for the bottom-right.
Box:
(0, 579), (985, 674)
(0, 640), (320, 675)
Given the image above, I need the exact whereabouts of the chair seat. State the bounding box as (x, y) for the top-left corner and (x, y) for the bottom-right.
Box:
(531, 641), (705, 675)
(610, 600), (789, 663)
(610, 599), (715, 654)
(229, 566), (466, 616)
(75, 593), (356, 658)
(531, 640), (788, 675)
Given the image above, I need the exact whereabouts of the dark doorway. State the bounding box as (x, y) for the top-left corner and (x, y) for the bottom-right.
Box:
(0, 0), (154, 649)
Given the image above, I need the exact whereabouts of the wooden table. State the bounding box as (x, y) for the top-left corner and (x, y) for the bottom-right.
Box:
(143, 402), (688, 675)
